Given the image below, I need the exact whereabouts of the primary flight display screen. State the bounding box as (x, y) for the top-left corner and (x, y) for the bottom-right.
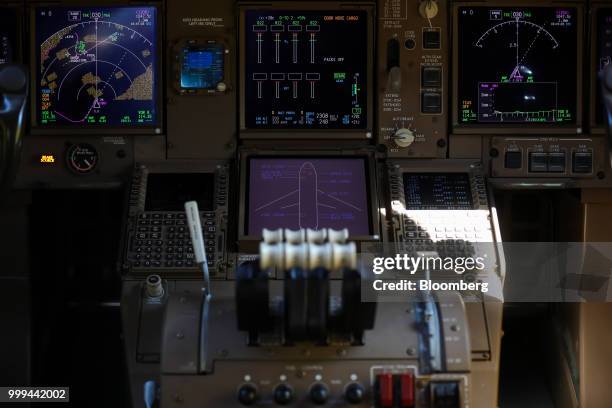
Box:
(145, 173), (214, 212)
(0, 8), (17, 64)
(247, 158), (371, 236)
(243, 10), (368, 129)
(403, 173), (473, 210)
(36, 6), (158, 126)
(457, 7), (578, 125)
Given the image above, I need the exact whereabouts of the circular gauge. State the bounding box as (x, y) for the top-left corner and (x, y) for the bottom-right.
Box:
(66, 143), (98, 174)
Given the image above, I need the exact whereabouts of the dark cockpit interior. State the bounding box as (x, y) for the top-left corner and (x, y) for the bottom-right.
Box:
(2, 1), (612, 407)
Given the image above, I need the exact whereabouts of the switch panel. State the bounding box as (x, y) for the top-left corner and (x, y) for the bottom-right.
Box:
(377, 1), (447, 158)
(490, 137), (604, 179)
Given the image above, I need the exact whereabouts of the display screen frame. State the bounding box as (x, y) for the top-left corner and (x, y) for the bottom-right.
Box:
(237, 150), (380, 246)
(29, 3), (164, 135)
(591, 5), (611, 132)
(451, 2), (583, 135)
(237, 1), (375, 139)
(172, 37), (231, 96)
(0, 6), (21, 65)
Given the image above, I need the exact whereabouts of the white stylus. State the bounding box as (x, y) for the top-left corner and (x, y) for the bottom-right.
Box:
(185, 200), (211, 297)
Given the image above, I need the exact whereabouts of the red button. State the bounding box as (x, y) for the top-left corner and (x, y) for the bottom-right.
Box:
(400, 373), (415, 407)
(377, 373), (393, 408)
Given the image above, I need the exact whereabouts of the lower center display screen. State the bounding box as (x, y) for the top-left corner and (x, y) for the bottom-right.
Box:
(403, 173), (473, 210)
(145, 173), (214, 212)
(247, 158), (371, 236)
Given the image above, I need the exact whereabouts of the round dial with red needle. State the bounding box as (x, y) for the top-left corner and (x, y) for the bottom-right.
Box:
(66, 143), (98, 173)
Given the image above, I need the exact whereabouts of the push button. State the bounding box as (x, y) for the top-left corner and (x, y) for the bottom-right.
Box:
(548, 152), (566, 173)
(422, 66), (442, 88)
(504, 151), (522, 169)
(423, 29), (441, 49)
(529, 152), (548, 172)
(430, 381), (460, 408)
(572, 152), (593, 174)
(421, 92), (442, 114)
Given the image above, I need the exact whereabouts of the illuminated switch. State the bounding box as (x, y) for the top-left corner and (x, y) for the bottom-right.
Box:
(422, 66), (442, 88)
(421, 92), (442, 114)
(376, 373), (394, 408)
(528, 152), (548, 173)
(572, 152), (593, 174)
(504, 151), (522, 169)
(423, 29), (441, 49)
(547, 152), (566, 173)
(399, 373), (415, 408)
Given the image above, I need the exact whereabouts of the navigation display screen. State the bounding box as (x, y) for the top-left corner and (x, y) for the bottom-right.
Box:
(247, 158), (371, 236)
(457, 7), (578, 125)
(596, 8), (612, 124)
(36, 6), (158, 126)
(243, 10), (368, 129)
(145, 173), (214, 212)
(403, 173), (473, 210)
(0, 8), (17, 64)
(180, 44), (224, 90)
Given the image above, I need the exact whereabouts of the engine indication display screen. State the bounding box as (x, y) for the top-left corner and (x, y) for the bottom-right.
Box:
(247, 158), (371, 236)
(0, 8), (17, 64)
(243, 10), (368, 129)
(403, 173), (473, 210)
(180, 44), (224, 90)
(36, 6), (158, 126)
(457, 7), (578, 125)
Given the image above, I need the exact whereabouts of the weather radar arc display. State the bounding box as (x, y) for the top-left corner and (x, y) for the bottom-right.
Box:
(36, 7), (158, 126)
(457, 7), (578, 125)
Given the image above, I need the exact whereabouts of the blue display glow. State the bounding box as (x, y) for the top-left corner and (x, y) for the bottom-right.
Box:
(180, 44), (224, 90)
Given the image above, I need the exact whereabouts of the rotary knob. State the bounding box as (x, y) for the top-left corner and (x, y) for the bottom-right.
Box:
(345, 383), (365, 404)
(237, 384), (258, 405)
(419, 0), (439, 19)
(393, 128), (416, 148)
(310, 383), (329, 405)
(273, 384), (294, 405)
